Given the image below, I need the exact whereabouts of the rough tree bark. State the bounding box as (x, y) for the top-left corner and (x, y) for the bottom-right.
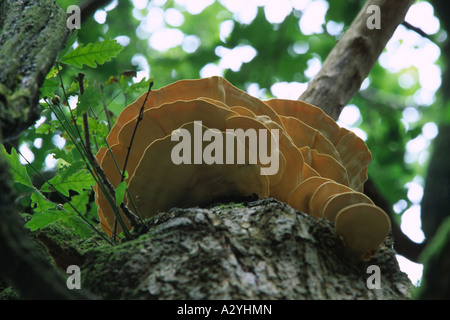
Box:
(81, 200), (411, 299)
(0, 0), (415, 299)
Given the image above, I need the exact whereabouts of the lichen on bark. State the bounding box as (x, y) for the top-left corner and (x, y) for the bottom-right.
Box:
(0, 0), (69, 141)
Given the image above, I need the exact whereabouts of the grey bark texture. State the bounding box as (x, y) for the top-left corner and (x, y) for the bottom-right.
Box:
(81, 200), (411, 299)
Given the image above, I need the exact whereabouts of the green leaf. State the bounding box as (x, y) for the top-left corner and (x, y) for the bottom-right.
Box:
(25, 210), (62, 231)
(42, 168), (95, 197)
(0, 145), (34, 190)
(56, 29), (78, 60)
(65, 192), (89, 216)
(115, 180), (127, 206)
(76, 84), (100, 116)
(36, 122), (56, 135)
(63, 193), (95, 238)
(26, 191), (70, 231)
(64, 216), (94, 238)
(31, 190), (56, 213)
(45, 64), (62, 79)
(60, 161), (86, 180)
(88, 117), (109, 148)
(61, 39), (124, 68)
(49, 147), (73, 163)
(124, 77), (153, 95)
(26, 191), (94, 236)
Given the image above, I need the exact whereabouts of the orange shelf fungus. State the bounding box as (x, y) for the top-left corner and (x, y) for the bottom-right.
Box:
(94, 76), (390, 260)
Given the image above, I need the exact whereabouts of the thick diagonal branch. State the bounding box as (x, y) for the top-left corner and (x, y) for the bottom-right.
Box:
(299, 0), (414, 120)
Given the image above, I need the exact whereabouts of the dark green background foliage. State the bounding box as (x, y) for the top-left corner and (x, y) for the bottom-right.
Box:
(9, 0), (450, 287)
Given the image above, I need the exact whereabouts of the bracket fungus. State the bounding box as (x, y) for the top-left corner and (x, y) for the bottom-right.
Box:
(94, 76), (390, 260)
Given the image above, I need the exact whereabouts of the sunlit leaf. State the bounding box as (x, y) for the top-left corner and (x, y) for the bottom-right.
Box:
(0, 145), (34, 190)
(25, 210), (66, 231)
(36, 122), (56, 135)
(61, 39), (124, 68)
(25, 191), (69, 231)
(77, 84), (100, 116)
(42, 168), (95, 197)
(115, 180), (127, 206)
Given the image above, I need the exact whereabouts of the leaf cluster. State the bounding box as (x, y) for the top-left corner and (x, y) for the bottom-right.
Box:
(5, 32), (151, 241)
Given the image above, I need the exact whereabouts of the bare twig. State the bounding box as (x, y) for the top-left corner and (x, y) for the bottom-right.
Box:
(98, 85), (112, 131)
(82, 113), (140, 233)
(76, 74), (140, 239)
(121, 81), (153, 182)
(82, 112), (139, 229)
(402, 21), (435, 42)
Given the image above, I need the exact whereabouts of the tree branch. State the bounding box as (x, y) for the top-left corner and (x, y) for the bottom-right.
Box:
(300, 0), (415, 120)
(402, 21), (435, 42)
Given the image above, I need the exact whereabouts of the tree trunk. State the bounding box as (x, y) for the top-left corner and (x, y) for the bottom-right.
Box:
(0, 0), (414, 299)
(0, 0), (91, 299)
